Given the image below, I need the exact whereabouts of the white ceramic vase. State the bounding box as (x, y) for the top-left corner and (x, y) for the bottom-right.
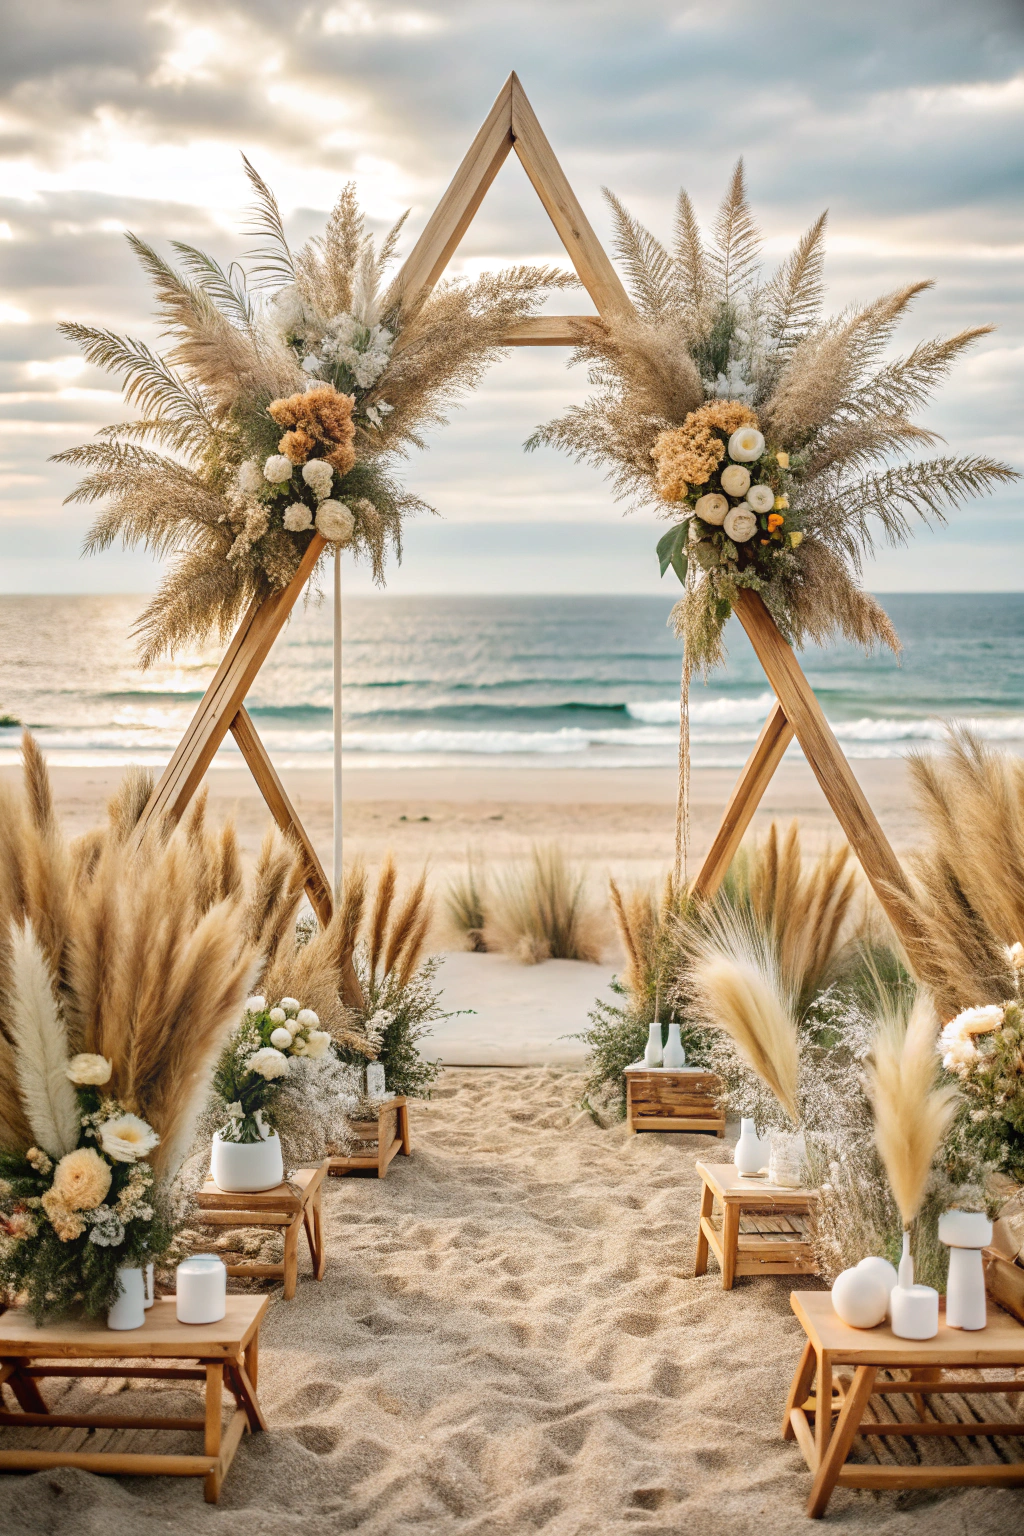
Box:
(940, 1209), (992, 1331)
(734, 1118), (763, 1176)
(831, 1266), (888, 1328)
(856, 1255), (898, 1316)
(176, 1254), (227, 1325)
(644, 1020), (663, 1067)
(107, 1265), (146, 1331)
(662, 1022), (686, 1069)
(210, 1128), (283, 1193)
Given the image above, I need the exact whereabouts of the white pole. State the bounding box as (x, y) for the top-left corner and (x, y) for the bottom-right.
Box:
(333, 544), (343, 899)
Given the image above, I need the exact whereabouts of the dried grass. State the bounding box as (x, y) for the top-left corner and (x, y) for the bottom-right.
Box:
(484, 845), (607, 966)
(445, 854), (488, 952)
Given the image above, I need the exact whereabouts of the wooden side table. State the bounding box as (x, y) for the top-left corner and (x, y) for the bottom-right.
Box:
(785, 1289), (1024, 1517)
(328, 1095), (411, 1178)
(624, 1064), (725, 1136)
(196, 1162), (327, 1300)
(0, 1295), (267, 1502)
(694, 1160), (818, 1289)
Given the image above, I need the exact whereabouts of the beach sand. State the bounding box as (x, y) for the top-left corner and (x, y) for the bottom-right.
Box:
(8, 1067), (1019, 1535)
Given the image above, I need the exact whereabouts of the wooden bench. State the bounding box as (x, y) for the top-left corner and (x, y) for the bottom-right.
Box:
(328, 1095), (411, 1178)
(0, 1295), (267, 1502)
(694, 1160), (818, 1288)
(624, 1065), (725, 1136)
(784, 1288), (1024, 1517)
(195, 1162), (327, 1300)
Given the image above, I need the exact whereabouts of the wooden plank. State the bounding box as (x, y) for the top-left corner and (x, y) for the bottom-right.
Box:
(632, 1115), (725, 1132)
(0, 1449), (213, 1476)
(837, 1463), (1024, 1490)
(0, 1410), (206, 1431)
(131, 536), (327, 847)
(731, 590), (919, 951)
(229, 707), (333, 925)
(510, 75), (633, 322)
(984, 1248), (1024, 1325)
(500, 315), (600, 345)
(692, 699), (794, 900)
(385, 75), (515, 324)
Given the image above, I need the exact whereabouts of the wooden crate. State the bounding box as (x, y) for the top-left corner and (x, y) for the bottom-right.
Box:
(624, 1065), (725, 1137)
(984, 1246), (1024, 1325)
(328, 1096), (411, 1179)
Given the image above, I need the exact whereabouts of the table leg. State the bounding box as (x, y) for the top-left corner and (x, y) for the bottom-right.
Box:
(312, 1186), (326, 1280)
(783, 1340), (817, 1441)
(229, 1355), (268, 1433)
(814, 1350), (833, 1467)
(911, 1364), (942, 1418)
(721, 1199), (740, 1289)
(6, 1365), (48, 1415)
(807, 1365), (876, 1519)
(204, 1362), (223, 1503)
(399, 1100), (412, 1154)
(244, 1332), (259, 1389)
(283, 1213), (300, 1299)
(694, 1180), (714, 1277)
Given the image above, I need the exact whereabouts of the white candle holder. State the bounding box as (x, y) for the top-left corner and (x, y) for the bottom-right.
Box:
(891, 1283), (939, 1340)
(940, 1208), (993, 1331)
(176, 1253), (227, 1325)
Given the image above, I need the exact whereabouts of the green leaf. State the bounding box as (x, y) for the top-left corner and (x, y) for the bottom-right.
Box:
(656, 523), (689, 582)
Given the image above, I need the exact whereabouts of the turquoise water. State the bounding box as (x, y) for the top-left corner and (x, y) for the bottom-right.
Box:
(0, 592), (1022, 770)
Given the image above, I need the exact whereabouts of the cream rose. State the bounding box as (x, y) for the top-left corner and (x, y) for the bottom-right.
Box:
(52, 1147), (112, 1210)
(244, 995), (267, 1015)
(723, 505), (758, 542)
(295, 1008), (320, 1029)
(66, 1053), (112, 1086)
(269, 1027), (294, 1049)
(746, 484), (775, 513)
(283, 502), (313, 532)
(268, 1007), (287, 1024)
(302, 460), (334, 500)
(98, 1113), (160, 1164)
(727, 427), (765, 463)
(719, 464), (750, 498)
(316, 501), (355, 544)
(246, 1046), (290, 1081)
(694, 492), (728, 525)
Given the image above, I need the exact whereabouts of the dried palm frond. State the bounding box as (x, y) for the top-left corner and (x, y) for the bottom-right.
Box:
(708, 159), (761, 304)
(865, 990), (958, 1227)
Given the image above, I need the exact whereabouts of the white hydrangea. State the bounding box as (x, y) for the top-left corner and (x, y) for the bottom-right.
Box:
(303, 1030), (332, 1060)
(316, 500), (355, 544)
(283, 502), (313, 532)
(320, 313), (393, 389)
(270, 1027), (294, 1049)
(302, 460), (334, 500)
(237, 459), (264, 495)
(280, 997), (301, 1017)
(264, 455), (294, 484)
(246, 1047), (290, 1081)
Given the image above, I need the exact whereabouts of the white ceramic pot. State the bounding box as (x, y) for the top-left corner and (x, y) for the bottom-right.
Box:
(856, 1255), (898, 1316)
(107, 1265), (146, 1331)
(662, 1022), (686, 1069)
(734, 1118), (764, 1176)
(831, 1266), (887, 1329)
(643, 1020), (663, 1067)
(891, 1283), (939, 1340)
(210, 1128), (283, 1192)
(940, 1209), (993, 1330)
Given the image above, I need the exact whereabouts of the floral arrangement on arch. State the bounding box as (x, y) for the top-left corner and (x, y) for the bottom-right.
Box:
(213, 994), (333, 1144)
(938, 944), (1024, 1184)
(529, 161), (1017, 680)
(55, 160), (574, 664)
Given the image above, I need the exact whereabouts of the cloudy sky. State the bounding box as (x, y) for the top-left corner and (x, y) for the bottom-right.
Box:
(1, 0), (1022, 596)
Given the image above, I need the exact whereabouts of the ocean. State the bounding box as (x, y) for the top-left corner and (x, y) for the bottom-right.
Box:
(0, 592), (1022, 772)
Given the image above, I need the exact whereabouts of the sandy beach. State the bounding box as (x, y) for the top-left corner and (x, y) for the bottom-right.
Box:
(9, 1067), (1019, 1535)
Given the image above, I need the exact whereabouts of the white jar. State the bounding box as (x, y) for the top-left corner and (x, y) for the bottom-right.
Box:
(107, 1265), (146, 1331)
(176, 1254), (227, 1325)
(210, 1128), (283, 1192)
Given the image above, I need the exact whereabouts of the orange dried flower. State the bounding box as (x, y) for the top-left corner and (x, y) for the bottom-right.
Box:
(768, 512), (785, 532)
(267, 386), (357, 476)
(695, 400), (759, 437)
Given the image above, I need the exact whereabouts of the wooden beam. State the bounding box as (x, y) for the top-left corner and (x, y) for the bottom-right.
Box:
(731, 589), (917, 945)
(131, 534), (326, 847)
(228, 707), (333, 927)
(692, 700), (794, 900)
(510, 73), (633, 322)
(500, 315), (600, 346)
(385, 75), (515, 324)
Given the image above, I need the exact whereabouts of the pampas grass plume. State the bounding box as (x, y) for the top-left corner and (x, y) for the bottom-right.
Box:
(7, 919), (79, 1157)
(866, 992), (958, 1228)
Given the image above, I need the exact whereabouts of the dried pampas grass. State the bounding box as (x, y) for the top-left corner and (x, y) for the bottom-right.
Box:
(865, 991), (959, 1228)
(6, 921), (80, 1158)
(484, 845), (607, 966)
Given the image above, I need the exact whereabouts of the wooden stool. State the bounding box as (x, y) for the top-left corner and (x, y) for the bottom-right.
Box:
(195, 1162), (327, 1300)
(784, 1289), (1024, 1517)
(328, 1095), (411, 1179)
(694, 1160), (818, 1289)
(625, 1064), (725, 1136)
(0, 1295), (267, 1502)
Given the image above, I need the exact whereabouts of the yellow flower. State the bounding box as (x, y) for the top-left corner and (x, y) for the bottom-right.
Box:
(789, 531), (803, 549)
(767, 512), (785, 532)
(774, 494), (790, 510)
(51, 1146), (112, 1210)
(776, 451), (790, 469)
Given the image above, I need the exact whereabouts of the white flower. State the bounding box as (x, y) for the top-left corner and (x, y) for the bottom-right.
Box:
(723, 504), (758, 542)
(268, 1007), (287, 1024)
(289, 1037), (307, 1056)
(302, 355), (323, 374)
(87, 1205), (126, 1248)
(270, 1027), (294, 1049)
(746, 484), (775, 513)
(694, 492), (728, 525)
(246, 1046), (290, 1081)
(303, 1030), (331, 1060)
(279, 997), (301, 1017)
(98, 1113), (160, 1164)
(943, 1037), (979, 1073)
(947, 1004), (1004, 1041)
(1007, 941), (1024, 971)
(283, 502), (313, 532)
(719, 464), (750, 498)
(244, 995), (266, 1016)
(66, 1053), (112, 1086)
(727, 427), (765, 463)
(295, 1008), (320, 1029)
(316, 501), (355, 544)
(302, 460), (334, 500)
(263, 455), (294, 484)
(237, 460), (264, 496)
(270, 284), (307, 335)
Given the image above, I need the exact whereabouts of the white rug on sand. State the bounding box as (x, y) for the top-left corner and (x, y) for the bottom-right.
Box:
(428, 951), (618, 1066)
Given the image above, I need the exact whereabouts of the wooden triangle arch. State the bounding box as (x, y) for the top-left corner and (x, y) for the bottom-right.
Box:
(130, 72), (919, 955)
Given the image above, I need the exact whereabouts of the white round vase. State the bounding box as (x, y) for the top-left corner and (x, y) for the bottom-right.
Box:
(210, 1129), (283, 1192)
(831, 1266), (888, 1329)
(856, 1255), (898, 1316)
(107, 1265), (146, 1331)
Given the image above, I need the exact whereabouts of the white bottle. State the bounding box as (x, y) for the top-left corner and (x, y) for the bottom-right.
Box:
(734, 1118), (763, 1176)
(644, 1019), (663, 1067)
(897, 1230), (914, 1290)
(662, 1021), (686, 1069)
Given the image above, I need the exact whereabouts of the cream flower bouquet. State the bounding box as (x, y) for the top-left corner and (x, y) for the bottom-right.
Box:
(212, 995), (333, 1144)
